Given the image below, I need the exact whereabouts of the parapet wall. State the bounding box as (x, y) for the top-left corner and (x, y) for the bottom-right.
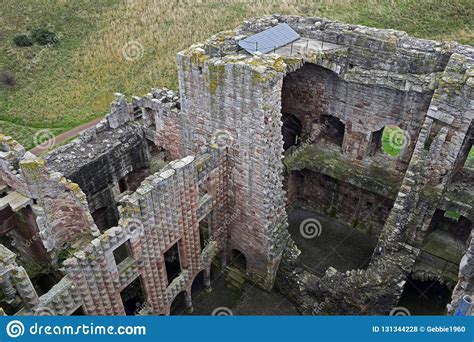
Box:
(237, 15), (453, 74)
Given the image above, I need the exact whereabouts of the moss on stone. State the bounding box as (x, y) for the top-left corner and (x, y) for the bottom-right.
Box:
(283, 56), (303, 71)
(209, 78), (217, 94)
(196, 162), (206, 172)
(120, 205), (141, 217)
(0, 134), (19, 149)
(387, 34), (399, 53)
(68, 182), (82, 194)
(246, 55), (287, 84)
(189, 49), (209, 67)
(20, 159), (46, 171)
(57, 249), (74, 267)
(272, 57), (286, 73)
(214, 30), (236, 43)
(180, 57), (187, 73)
(208, 63), (225, 94)
(284, 144), (401, 197)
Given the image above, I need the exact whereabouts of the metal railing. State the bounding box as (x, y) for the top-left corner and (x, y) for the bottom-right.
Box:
(243, 38), (327, 56)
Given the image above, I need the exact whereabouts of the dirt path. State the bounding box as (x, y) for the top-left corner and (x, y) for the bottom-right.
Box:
(30, 117), (103, 155)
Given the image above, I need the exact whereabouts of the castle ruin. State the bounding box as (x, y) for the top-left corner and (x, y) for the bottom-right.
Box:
(0, 15), (473, 316)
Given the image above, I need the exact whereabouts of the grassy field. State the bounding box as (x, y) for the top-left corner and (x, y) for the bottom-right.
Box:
(0, 0), (473, 149)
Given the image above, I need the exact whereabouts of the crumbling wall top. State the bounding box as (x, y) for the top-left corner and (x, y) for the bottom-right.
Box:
(45, 120), (145, 175)
(236, 14), (457, 73)
(184, 14), (472, 78)
(178, 14), (474, 96)
(133, 88), (180, 112)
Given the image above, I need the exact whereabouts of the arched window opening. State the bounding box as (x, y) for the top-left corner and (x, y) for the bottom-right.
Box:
(281, 114), (302, 150)
(319, 115), (345, 147)
(170, 291), (189, 316)
(368, 127), (384, 156)
(229, 249), (247, 272)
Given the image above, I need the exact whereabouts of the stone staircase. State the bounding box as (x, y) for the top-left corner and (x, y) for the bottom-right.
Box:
(224, 265), (246, 292)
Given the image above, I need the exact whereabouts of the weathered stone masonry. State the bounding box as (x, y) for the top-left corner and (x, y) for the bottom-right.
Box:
(177, 46), (290, 290)
(0, 92), (231, 315)
(0, 14), (473, 316)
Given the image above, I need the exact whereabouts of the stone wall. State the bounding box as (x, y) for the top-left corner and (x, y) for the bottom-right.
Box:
(277, 39), (473, 314)
(133, 88), (185, 160)
(0, 132), (231, 315)
(176, 47), (290, 289)
(231, 14), (473, 315)
(0, 206), (50, 270)
(282, 63), (433, 163)
(0, 245), (40, 314)
(238, 15), (452, 74)
(45, 97), (151, 232)
(0, 135), (99, 262)
(288, 170), (394, 239)
(62, 153), (203, 315)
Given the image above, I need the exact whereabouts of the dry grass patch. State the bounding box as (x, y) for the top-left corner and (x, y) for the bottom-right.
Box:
(1, 0), (472, 148)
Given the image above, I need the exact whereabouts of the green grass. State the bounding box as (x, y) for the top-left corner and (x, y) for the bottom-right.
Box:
(444, 210), (461, 220)
(0, 0), (121, 146)
(382, 127), (474, 165)
(466, 146), (474, 169)
(1, 0), (473, 149)
(382, 126), (407, 157)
